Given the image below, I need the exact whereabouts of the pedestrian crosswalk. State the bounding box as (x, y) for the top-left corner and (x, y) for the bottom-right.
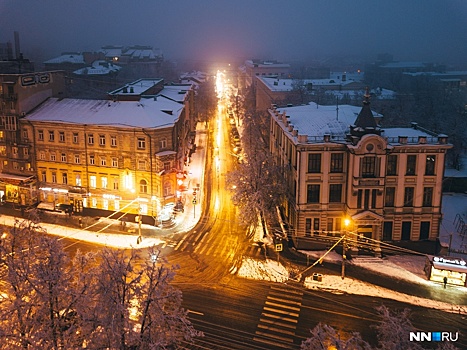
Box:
(254, 284), (303, 348)
(170, 230), (264, 259)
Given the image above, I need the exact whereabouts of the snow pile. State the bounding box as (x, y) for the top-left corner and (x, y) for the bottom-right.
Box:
(237, 258), (288, 282)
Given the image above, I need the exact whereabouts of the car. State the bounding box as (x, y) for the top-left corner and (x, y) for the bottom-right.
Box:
(55, 203), (73, 213)
(173, 201), (184, 213)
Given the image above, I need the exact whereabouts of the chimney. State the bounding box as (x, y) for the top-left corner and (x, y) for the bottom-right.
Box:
(418, 135), (427, 144)
(438, 134), (448, 144)
(323, 134), (331, 142)
(288, 124), (294, 132)
(298, 134), (308, 143)
(398, 136), (408, 144)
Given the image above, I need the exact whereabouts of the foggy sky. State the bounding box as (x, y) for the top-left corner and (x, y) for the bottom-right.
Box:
(1, 0), (467, 67)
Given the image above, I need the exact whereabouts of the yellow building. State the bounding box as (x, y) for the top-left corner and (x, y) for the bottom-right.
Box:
(23, 81), (195, 222)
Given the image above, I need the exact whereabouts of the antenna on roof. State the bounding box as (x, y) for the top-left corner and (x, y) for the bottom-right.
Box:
(336, 97), (339, 121)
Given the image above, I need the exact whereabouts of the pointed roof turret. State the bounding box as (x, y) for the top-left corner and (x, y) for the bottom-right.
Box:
(349, 87), (381, 139)
(354, 87), (377, 128)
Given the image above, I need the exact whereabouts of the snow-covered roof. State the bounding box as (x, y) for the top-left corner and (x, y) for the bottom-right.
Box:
(245, 59), (290, 68)
(44, 53), (85, 65)
(25, 97), (183, 129)
(258, 76), (363, 92)
(109, 79), (164, 96)
(160, 84), (192, 103)
(73, 60), (121, 76)
(274, 102), (382, 138)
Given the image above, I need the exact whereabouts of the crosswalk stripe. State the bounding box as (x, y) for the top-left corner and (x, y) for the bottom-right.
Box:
(260, 312), (299, 324)
(265, 301), (301, 312)
(263, 306), (299, 318)
(266, 295), (302, 307)
(259, 317), (298, 329)
(253, 336), (292, 349)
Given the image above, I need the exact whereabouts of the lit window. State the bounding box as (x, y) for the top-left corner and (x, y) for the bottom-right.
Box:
(76, 174), (82, 186)
(101, 177), (108, 189)
(140, 179), (148, 193)
(90, 175), (97, 188)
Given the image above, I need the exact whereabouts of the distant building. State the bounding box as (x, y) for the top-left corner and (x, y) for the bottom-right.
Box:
(269, 92), (452, 253)
(238, 59), (290, 90)
(0, 32), (34, 74)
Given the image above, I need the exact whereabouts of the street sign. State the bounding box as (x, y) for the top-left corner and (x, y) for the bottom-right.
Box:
(275, 243), (283, 252)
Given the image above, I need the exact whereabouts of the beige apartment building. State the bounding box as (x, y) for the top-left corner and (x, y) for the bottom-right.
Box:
(269, 94), (452, 250)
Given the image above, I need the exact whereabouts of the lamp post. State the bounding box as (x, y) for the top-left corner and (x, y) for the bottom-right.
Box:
(342, 218), (351, 280)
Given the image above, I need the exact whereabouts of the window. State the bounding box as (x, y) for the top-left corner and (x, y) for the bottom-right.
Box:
(88, 134), (94, 145)
(74, 154), (80, 164)
(39, 152), (46, 160)
(51, 172), (57, 183)
(12, 147), (18, 156)
(111, 135), (117, 147)
(23, 148), (28, 156)
(329, 184), (342, 202)
(305, 218), (312, 236)
(99, 135), (106, 146)
(137, 137), (146, 149)
(61, 153), (66, 162)
(101, 177), (108, 189)
(404, 187), (414, 207)
(382, 222), (393, 241)
(386, 155), (398, 176)
(90, 175), (97, 188)
(330, 153), (343, 173)
(306, 184), (320, 203)
(103, 199), (109, 210)
(22, 129), (28, 140)
(41, 171), (46, 182)
(160, 138), (167, 149)
(112, 158), (118, 167)
(361, 156), (377, 177)
(13, 162), (18, 170)
(89, 155), (95, 165)
(62, 173), (67, 184)
(385, 187), (395, 207)
(91, 198), (97, 208)
(75, 174), (81, 186)
(50, 153), (56, 161)
(425, 155), (436, 175)
(164, 162), (171, 171)
(73, 133), (79, 144)
(401, 222), (411, 240)
(140, 179), (148, 193)
(138, 160), (146, 170)
(420, 221), (430, 240)
(313, 218), (320, 234)
(49, 131), (55, 142)
(422, 187), (433, 207)
(101, 157), (106, 166)
(59, 131), (65, 142)
(0, 146), (5, 156)
(406, 155), (416, 175)
(113, 177), (119, 190)
(307, 154), (321, 173)
(38, 130), (44, 141)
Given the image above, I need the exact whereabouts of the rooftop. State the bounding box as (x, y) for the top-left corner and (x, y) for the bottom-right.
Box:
(25, 96), (183, 129)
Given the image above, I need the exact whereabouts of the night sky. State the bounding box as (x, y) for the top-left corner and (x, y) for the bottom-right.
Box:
(1, 0), (467, 66)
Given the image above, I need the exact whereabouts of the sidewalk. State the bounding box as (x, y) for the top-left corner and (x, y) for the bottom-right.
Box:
(0, 122), (208, 250)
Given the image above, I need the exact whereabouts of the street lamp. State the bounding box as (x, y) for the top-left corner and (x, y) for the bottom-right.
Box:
(342, 218), (351, 280)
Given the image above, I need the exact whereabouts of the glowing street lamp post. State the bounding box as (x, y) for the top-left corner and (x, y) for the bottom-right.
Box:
(341, 218), (351, 280)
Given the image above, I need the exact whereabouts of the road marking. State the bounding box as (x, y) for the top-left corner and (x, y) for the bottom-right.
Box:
(265, 301), (301, 312)
(259, 317), (298, 329)
(266, 295), (302, 307)
(187, 309), (204, 316)
(263, 307), (299, 318)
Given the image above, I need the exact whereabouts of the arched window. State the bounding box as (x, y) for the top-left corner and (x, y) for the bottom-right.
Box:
(140, 179), (148, 193)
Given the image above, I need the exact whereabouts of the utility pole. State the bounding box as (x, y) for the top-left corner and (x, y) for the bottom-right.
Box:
(137, 204), (142, 244)
(341, 235), (346, 280)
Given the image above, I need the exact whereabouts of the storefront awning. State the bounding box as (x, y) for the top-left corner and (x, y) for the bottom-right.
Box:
(0, 173), (35, 185)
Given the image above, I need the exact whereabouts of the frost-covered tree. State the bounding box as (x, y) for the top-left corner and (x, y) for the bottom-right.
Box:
(301, 323), (372, 350)
(301, 305), (459, 350)
(0, 217), (201, 349)
(85, 247), (202, 349)
(226, 112), (289, 231)
(0, 217), (86, 349)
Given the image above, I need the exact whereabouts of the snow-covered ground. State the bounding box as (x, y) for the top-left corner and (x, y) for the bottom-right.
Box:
(234, 249), (467, 316)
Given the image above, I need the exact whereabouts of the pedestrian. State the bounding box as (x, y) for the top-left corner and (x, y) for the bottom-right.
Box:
(443, 276), (447, 289)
